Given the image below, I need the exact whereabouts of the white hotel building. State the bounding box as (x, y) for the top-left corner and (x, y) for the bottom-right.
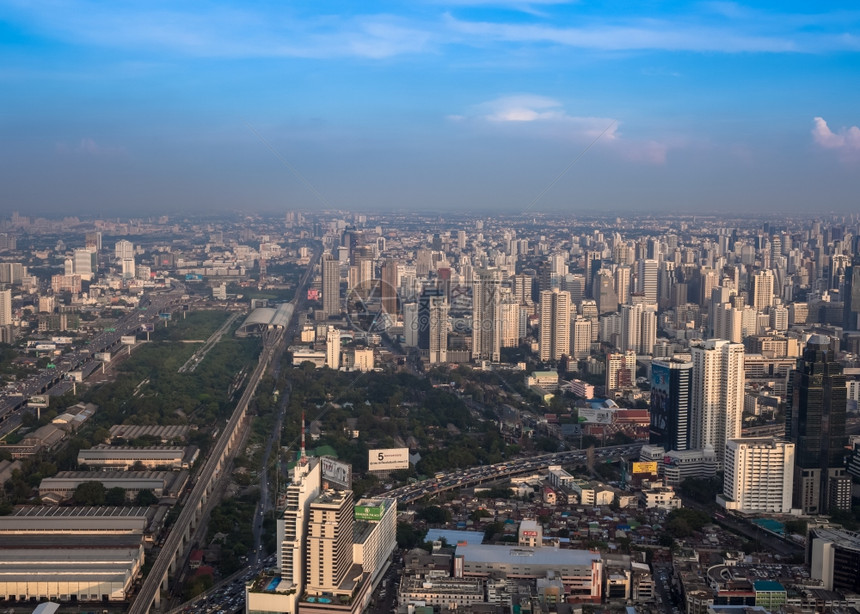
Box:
(719, 438), (795, 514)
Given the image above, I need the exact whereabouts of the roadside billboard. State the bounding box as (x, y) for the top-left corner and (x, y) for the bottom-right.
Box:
(27, 395), (49, 408)
(368, 447), (409, 471)
(321, 456), (352, 490)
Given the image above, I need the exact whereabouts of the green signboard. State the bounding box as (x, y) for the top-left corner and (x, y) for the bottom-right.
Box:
(354, 505), (384, 522)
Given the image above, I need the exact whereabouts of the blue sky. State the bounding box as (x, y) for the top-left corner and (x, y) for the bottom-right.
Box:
(1, 0), (859, 216)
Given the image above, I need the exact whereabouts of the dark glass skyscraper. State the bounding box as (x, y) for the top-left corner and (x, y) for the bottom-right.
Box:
(649, 358), (693, 452)
(788, 335), (850, 514)
(844, 257), (860, 331)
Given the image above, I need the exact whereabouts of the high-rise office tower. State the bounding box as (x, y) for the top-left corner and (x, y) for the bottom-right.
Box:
(721, 438), (795, 514)
(472, 268), (501, 362)
(402, 302), (418, 347)
(595, 271), (618, 314)
(539, 288), (571, 362)
(322, 254), (341, 318)
(691, 339), (744, 469)
(380, 259), (399, 317)
(115, 240), (134, 261)
(788, 335), (850, 514)
(844, 258), (860, 331)
(637, 259), (658, 304)
(326, 326), (341, 369)
(418, 289), (448, 363)
(277, 457), (322, 613)
(584, 251), (600, 297)
(751, 269), (775, 311)
(305, 489), (355, 595)
(657, 261), (676, 309)
(650, 358), (693, 452)
(0, 288), (11, 326)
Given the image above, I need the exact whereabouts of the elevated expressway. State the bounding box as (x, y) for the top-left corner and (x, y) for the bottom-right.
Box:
(389, 443), (644, 506)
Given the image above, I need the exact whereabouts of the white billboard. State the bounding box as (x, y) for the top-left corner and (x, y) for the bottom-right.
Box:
(321, 457), (352, 489)
(121, 335), (137, 345)
(578, 408), (614, 424)
(368, 447), (409, 471)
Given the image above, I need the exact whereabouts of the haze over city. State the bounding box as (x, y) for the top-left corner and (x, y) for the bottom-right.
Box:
(2, 1), (859, 215)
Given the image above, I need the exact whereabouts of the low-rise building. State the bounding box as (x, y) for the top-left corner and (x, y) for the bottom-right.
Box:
(640, 484), (682, 510)
(77, 445), (199, 470)
(456, 544), (603, 603)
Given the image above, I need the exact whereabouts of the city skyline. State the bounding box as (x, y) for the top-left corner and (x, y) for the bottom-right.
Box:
(2, 1), (859, 215)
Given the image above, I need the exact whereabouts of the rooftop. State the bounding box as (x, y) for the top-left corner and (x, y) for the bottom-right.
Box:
(457, 544), (600, 567)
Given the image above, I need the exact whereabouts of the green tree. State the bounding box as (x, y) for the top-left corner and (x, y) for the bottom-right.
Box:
(134, 488), (158, 507)
(73, 481), (106, 505)
(105, 487), (127, 506)
(396, 522), (427, 549)
(417, 506), (451, 525)
(484, 521), (505, 542)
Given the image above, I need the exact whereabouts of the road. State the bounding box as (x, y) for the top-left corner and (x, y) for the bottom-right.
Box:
(388, 443), (643, 505)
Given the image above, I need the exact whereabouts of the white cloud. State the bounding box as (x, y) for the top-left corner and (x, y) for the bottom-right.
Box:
(480, 94), (566, 122)
(812, 116), (860, 153)
(443, 14), (798, 53)
(452, 95), (673, 163)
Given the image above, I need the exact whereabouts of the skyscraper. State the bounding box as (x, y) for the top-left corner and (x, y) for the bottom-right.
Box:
(595, 271), (618, 314)
(788, 335), (850, 514)
(571, 316), (592, 360)
(751, 269), (775, 311)
(305, 489), (354, 595)
(691, 339), (744, 469)
(73, 248), (97, 280)
(539, 288), (571, 362)
(614, 265), (631, 306)
(277, 457), (322, 613)
(380, 259), (399, 317)
(472, 268), (501, 362)
(0, 288), (11, 326)
(844, 257), (860, 331)
(322, 253), (341, 318)
(418, 288), (448, 363)
(115, 240), (134, 261)
(637, 259), (658, 304)
(650, 358), (693, 452)
(326, 326), (341, 369)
